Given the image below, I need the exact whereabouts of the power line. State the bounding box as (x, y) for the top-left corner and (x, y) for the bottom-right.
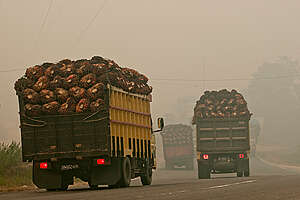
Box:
(35, 0), (54, 48)
(0, 68), (26, 73)
(152, 74), (300, 82)
(75, 0), (109, 45)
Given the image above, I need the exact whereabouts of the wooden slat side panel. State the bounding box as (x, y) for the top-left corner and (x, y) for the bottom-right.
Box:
(196, 118), (250, 152)
(109, 87), (152, 158)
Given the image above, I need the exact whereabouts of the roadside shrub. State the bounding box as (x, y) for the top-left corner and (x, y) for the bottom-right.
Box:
(0, 142), (32, 187)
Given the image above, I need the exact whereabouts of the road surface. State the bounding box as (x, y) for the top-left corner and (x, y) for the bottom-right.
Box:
(1, 157), (300, 200)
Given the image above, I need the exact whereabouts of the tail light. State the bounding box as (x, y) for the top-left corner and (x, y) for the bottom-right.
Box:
(239, 154), (245, 159)
(203, 154), (209, 160)
(95, 158), (111, 166)
(40, 162), (48, 169)
(97, 159), (105, 165)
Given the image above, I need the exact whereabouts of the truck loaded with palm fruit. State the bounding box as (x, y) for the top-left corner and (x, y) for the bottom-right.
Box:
(161, 124), (194, 170)
(14, 56), (164, 190)
(193, 89), (251, 179)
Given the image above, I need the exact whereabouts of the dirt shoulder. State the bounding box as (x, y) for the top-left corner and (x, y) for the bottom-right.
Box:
(256, 144), (300, 167)
(0, 179), (89, 193)
(0, 185), (37, 193)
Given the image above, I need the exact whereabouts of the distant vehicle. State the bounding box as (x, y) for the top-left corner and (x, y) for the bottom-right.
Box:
(250, 119), (261, 144)
(250, 137), (256, 157)
(161, 124), (194, 170)
(17, 85), (164, 190)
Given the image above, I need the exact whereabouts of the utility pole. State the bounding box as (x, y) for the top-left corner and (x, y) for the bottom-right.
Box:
(202, 56), (206, 90)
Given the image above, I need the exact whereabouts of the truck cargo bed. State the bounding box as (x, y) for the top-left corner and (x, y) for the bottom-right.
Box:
(18, 90), (111, 161)
(20, 111), (110, 161)
(195, 117), (250, 153)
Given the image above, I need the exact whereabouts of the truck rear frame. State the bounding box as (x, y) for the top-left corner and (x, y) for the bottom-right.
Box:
(18, 86), (161, 190)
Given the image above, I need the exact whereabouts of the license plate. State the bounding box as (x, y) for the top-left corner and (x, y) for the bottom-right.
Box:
(61, 164), (79, 171)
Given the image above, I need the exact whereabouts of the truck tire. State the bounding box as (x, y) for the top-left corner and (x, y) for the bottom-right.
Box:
(198, 162), (210, 179)
(119, 157), (131, 187)
(141, 160), (152, 186)
(46, 189), (57, 192)
(244, 161), (250, 177)
(237, 171), (243, 177)
(244, 170), (250, 177)
(108, 182), (120, 189)
(46, 184), (69, 191)
(88, 182), (98, 190)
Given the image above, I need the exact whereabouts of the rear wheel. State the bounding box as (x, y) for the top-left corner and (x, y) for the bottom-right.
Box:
(88, 182), (98, 190)
(198, 162), (210, 179)
(108, 183), (120, 189)
(237, 171), (243, 177)
(119, 157), (131, 187)
(46, 189), (56, 192)
(244, 161), (250, 177)
(141, 160), (152, 186)
(46, 184), (68, 191)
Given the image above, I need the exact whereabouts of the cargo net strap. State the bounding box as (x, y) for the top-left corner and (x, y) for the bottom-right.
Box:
(21, 114), (47, 128)
(80, 111), (109, 123)
(21, 111), (108, 127)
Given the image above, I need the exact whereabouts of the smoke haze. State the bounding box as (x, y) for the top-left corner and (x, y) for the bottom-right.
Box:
(1, 0), (300, 145)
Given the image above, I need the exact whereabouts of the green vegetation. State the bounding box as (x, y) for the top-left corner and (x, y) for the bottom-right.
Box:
(0, 142), (32, 187)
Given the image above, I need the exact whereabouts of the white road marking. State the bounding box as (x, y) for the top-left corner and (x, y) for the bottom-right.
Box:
(208, 180), (257, 189)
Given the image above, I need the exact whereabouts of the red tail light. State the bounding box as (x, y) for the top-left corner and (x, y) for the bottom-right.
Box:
(97, 159), (105, 165)
(40, 162), (48, 169)
(239, 154), (245, 159)
(203, 154), (209, 160)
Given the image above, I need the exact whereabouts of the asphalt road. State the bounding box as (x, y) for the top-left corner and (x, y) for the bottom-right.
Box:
(1, 157), (300, 200)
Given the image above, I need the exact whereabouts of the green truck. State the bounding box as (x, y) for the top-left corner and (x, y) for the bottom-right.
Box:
(194, 117), (251, 179)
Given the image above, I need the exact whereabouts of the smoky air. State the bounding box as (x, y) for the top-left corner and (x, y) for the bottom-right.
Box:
(1, 0), (300, 167)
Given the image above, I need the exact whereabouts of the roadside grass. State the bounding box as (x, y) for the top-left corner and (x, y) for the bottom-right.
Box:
(0, 142), (32, 187)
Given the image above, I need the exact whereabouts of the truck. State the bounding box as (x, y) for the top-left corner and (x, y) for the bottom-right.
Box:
(249, 119), (261, 157)
(18, 85), (164, 190)
(161, 124), (194, 170)
(250, 137), (256, 157)
(194, 117), (251, 179)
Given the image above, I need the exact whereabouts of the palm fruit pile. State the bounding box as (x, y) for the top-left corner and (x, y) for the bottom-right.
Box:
(161, 124), (193, 145)
(193, 89), (251, 123)
(14, 56), (152, 116)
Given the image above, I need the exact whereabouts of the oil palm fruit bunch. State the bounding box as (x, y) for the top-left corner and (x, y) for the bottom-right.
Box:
(161, 124), (193, 145)
(193, 89), (251, 122)
(14, 56), (152, 117)
(42, 101), (60, 114)
(90, 98), (105, 112)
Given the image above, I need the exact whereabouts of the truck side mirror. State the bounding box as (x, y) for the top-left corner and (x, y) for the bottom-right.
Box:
(158, 118), (164, 130)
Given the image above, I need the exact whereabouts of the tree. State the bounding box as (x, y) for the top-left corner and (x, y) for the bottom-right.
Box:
(247, 57), (300, 145)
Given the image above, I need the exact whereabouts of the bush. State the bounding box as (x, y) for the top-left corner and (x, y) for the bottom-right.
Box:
(0, 142), (32, 187)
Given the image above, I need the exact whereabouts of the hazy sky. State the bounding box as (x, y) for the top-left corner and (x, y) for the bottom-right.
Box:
(1, 0), (300, 141)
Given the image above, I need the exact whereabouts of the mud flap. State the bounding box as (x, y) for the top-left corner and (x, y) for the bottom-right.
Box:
(33, 161), (73, 190)
(89, 158), (122, 186)
(197, 160), (211, 179)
